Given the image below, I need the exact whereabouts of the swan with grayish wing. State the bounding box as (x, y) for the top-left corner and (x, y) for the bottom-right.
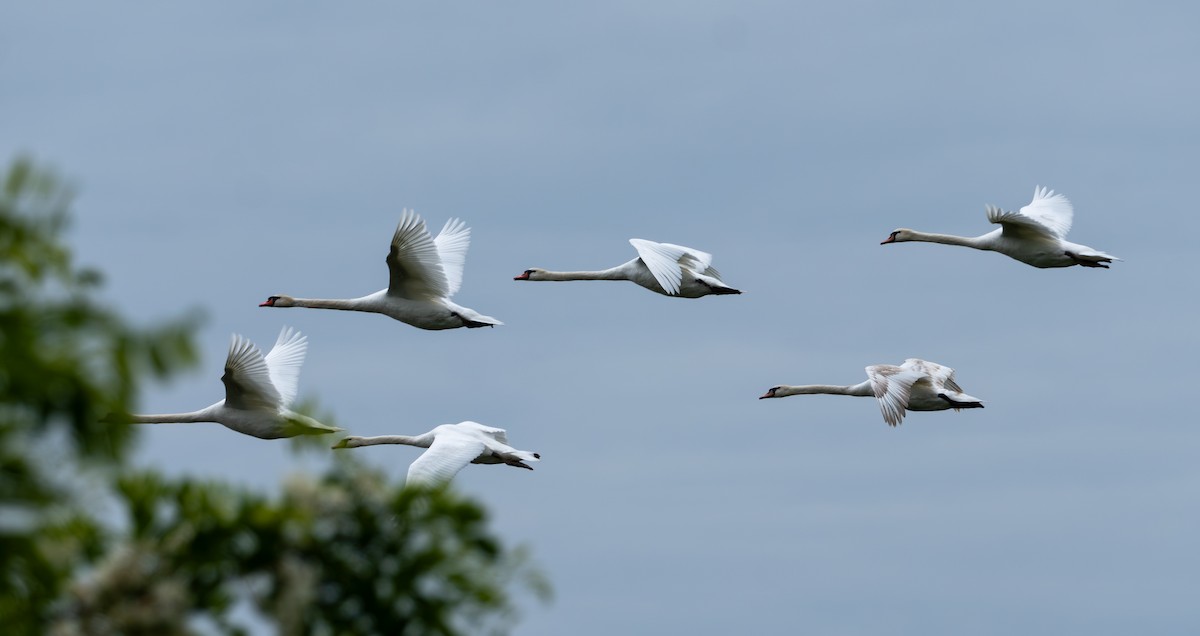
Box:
(333, 421), (541, 487)
(514, 238), (741, 297)
(760, 358), (984, 426)
(881, 186), (1118, 268)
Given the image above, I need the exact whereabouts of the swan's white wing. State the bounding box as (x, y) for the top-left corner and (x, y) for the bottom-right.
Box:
(406, 431), (485, 487)
(455, 420), (509, 444)
(263, 326), (306, 409)
(986, 186), (1073, 241)
(221, 334), (281, 411)
(433, 218), (470, 298)
(657, 242), (714, 270)
(902, 358), (962, 393)
(1020, 186), (1073, 238)
(629, 239), (695, 295)
(866, 365), (921, 427)
(658, 241), (725, 279)
(386, 210), (451, 300)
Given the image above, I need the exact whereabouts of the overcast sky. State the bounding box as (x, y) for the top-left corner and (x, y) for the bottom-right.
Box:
(3, 2), (1198, 634)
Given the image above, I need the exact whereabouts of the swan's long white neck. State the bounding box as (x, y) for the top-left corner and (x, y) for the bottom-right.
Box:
(903, 231), (990, 249)
(129, 406), (218, 424)
(352, 434), (432, 448)
(775, 381), (873, 397)
(533, 267), (629, 282)
(286, 297), (373, 311)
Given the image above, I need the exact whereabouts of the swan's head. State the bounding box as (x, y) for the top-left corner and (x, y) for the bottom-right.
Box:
(759, 386), (782, 399)
(259, 294), (295, 307)
(881, 229), (914, 245)
(513, 268), (544, 281)
(332, 436), (366, 449)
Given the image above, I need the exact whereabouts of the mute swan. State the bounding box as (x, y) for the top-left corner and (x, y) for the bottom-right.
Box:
(125, 327), (340, 439)
(759, 358), (984, 426)
(261, 210), (502, 329)
(333, 421), (541, 487)
(514, 238), (741, 298)
(881, 186), (1118, 268)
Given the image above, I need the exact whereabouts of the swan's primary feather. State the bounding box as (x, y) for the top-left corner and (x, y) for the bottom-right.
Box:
(629, 239), (717, 295)
(433, 217), (470, 298)
(387, 209), (452, 300)
(866, 365), (922, 427)
(221, 334), (281, 411)
(456, 420), (510, 444)
(986, 186), (1074, 240)
(903, 358), (963, 394)
(263, 326), (306, 409)
(406, 430), (487, 486)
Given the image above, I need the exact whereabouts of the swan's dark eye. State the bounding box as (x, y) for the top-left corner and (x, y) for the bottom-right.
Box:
(524, 269), (534, 275)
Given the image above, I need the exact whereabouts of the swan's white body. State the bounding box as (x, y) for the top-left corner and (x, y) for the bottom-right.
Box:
(514, 238), (741, 298)
(882, 186), (1118, 269)
(333, 421), (540, 487)
(128, 327), (340, 439)
(261, 210), (502, 329)
(760, 358), (984, 426)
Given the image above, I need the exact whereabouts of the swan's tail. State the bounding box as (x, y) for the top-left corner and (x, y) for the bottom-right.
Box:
(463, 314), (504, 328)
(451, 306), (504, 328)
(938, 391), (985, 411)
(1066, 250), (1119, 269)
(694, 273), (742, 295)
(500, 449), (541, 470)
(283, 412), (343, 437)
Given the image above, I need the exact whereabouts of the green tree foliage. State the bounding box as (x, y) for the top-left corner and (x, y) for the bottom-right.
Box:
(51, 461), (547, 636)
(0, 157), (547, 635)
(0, 157), (198, 629)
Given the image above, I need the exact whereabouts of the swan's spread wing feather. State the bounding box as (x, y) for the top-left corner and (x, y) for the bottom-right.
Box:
(455, 420), (510, 444)
(263, 326), (306, 409)
(902, 358), (961, 392)
(1020, 186), (1073, 238)
(866, 365), (921, 427)
(658, 241), (725, 279)
(987, 186), (1073, 241)
(630, 239), (717, 295)
(629, 239), (684, 294)
(406, 432), (485, 487)
(657, 242), (714, 270)
(221, 334), (281, 411)
(387, 210), (450, 300)
(433, 218), (471, 298)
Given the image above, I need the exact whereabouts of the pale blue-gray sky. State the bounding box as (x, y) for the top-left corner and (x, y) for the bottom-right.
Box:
(3, 2), (1197, 634)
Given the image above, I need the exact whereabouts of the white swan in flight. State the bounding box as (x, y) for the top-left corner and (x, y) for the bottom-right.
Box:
(881, 186), (1118, 268)
(261, 210), (502, 329)
(760, 358), (984, 426)
(125, 327), (340, 439)
(333, 421), (541, 487)
(514, 238), (741, 298)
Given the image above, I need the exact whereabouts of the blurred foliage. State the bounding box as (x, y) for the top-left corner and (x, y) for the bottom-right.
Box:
(0, 157), (546, 635)
(0, 156), (200, 629)
(50, 460), (549, 636)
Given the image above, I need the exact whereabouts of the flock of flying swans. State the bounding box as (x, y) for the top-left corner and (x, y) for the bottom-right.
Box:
(128, 186), (1117, 484)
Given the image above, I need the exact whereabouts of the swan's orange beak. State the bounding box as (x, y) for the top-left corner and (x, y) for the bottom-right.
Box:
(513, 272), (530, 281)
(880, 234), (896, 245)
(259, 298), (276, 307)
(759, 388), (777, 399)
